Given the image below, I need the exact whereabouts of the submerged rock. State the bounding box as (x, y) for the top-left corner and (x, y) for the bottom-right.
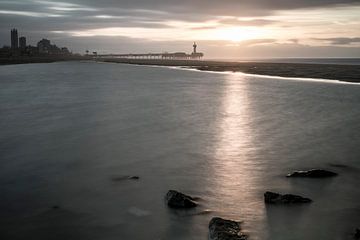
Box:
(209, 217), (248, 240)
(111, 175), (140, 181)
(355, 228), (360, 239)
(128, 176), (140, 180)
(264, 191), (312, 204)
(165, 190), (197, 208)
(286, 169), (337, 178)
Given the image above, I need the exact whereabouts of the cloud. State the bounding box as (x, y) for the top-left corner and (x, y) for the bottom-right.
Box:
(47, 6), (96, 11)
(190, 26), (217, 30)
(94, 15), (124, 19)
(240, 38), (277, 46)
(288, 39), (299, 44)
(72, 0), (360, 17)
(0, 10), (65, 17)
(313, 37), (360, 45)
(218, 18), (278, 26)
(35, 1), (97, 11)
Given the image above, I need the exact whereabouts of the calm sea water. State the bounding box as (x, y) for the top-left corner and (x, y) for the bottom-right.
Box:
(0, 61), (360, 240)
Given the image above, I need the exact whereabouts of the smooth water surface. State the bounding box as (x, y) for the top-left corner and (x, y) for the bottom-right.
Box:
(1, 61), (360, 240)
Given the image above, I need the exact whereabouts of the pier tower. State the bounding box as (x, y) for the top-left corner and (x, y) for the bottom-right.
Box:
(193, 42), (197, 54)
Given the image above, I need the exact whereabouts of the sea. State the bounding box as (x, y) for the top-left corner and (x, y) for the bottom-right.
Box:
(209, 58), (360, 65)
(0, 61), (360, 240)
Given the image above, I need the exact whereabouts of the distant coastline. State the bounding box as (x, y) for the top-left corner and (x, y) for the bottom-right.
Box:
(1, 28), (91, 66)
(0, 56), (92, 65)
(98, 58), (360, 83)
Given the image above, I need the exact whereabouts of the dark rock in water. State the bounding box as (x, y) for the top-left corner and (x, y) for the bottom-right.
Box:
(111, 175), (140, 181)
(286, 169), (337, 178)
(355, 228), (360, 239)
(128, 176), (140, 180)
(52, 205), (60, 209)
(209, 217), (248, 240)
(264, 191), (312, 204)
(165, 190), (197, 208)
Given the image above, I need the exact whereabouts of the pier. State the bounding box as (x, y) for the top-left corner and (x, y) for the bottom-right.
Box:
(95, 42), (203, 60)
(97, 52), (203, 60)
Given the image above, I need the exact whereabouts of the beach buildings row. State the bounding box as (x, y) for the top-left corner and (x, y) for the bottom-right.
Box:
(0, 29), (71, 57)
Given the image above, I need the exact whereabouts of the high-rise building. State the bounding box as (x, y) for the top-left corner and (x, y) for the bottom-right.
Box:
(11, 29), (18, 49)
(19, 36), (26, 49)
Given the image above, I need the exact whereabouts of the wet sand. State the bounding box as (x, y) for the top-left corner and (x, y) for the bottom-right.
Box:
(99, 58), (360, 83)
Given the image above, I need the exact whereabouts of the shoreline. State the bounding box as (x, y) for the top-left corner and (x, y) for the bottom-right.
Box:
(0, 56), (92, 65)
(98, 58), (360, 83)
(176, 66), (360, 85)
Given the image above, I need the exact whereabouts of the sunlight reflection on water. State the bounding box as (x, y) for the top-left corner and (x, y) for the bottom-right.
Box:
(211, 74), (266, 238)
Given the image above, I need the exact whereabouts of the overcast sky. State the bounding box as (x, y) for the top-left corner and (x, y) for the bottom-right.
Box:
(1, 0), (360, 58)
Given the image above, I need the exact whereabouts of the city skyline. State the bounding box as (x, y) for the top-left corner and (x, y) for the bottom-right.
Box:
(0, 0), (360, 58)
(1, 28), (71, 58)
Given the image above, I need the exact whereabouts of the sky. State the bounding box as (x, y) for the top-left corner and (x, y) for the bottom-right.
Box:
(0, 0), (360, 58)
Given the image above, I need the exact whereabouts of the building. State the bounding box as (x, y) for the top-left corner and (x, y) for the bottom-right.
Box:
(1, 28), (74, 57)
(190, 42), (203, 59)
(19, 36), (26, 49)
(11, 29), (18, 49)
(27, 46), (39, 56)
(37, 38), (51, 54)
(164, 42), (203, 59)
(61, 47), (70, 55)
(0, 45), (11, 58)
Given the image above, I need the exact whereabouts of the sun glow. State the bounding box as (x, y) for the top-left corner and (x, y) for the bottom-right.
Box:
(213, 27), (268, 42)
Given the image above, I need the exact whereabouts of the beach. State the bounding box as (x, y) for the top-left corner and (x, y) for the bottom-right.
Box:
(99, 58), (360, 83)
(2, 57), (359, 83)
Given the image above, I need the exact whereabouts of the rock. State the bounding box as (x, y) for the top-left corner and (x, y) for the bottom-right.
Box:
(355, 228), (360, 239)
(128, 176), (140, 180)
(52, 205), (60, 209)
(111, 175), (140, 181)
(209, 217), (248, 240)
(165, 190), (197, 208)
(286, 169), (337, 178)
(264, 191), (312, 204)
